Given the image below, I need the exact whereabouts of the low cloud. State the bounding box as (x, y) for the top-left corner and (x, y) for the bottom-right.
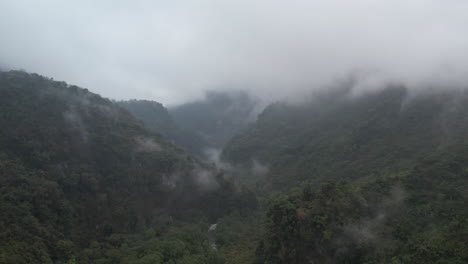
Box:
(204, 148), (232, 171)
(192, 166), (220, 191)
(135, 136), (162, 153)
(63, 106), (89, 143)
(1, 1), (467, 105)
(162, 172), (180, 190)
(251, 159), (269, 177)
(204, 147), (270, 184)
(343, 186), (406, 245)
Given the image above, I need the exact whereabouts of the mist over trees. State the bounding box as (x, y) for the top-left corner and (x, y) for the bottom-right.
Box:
(1, 1), (468, 263)
(117, 100), (206, 156)
(119, 91), (258, 158)
(169, 91), (258, 151)
(222, 86), (468, 191)
(0, 71), (257, 263)
(1, 67), (467, 263)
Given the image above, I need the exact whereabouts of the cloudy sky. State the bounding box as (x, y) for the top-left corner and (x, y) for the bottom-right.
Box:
(1, 0), (467, 105)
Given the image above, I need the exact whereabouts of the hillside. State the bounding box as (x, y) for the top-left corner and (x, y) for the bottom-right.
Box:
(118, 100), (205, 156)
(1, 71), (466, 264)
(169, 91), (258, 153)
(255, 143), (468, 263)
(216, 86), (468, 263)
(2, 2), (467, 263)
(0, 71), (256, 264)
(222, 86), (468, 192)
(119, 91), (257, 158)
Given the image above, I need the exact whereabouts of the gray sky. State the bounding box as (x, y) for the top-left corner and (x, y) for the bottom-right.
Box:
(1, 0), (467, 105)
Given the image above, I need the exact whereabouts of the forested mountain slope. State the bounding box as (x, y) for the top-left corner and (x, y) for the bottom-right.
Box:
(223, 86), (468, 192)
(0, 71), (255, 264)
(119, 91), (257, 158)
(1, 71), (466, 264)
(169, 91), (258, 153)
(118, 100), (205, 156)
(255, 143), (468, 264)
(216, 86), (468, 264)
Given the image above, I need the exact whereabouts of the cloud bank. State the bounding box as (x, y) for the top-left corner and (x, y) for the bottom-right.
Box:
(1, 0), (467, 104)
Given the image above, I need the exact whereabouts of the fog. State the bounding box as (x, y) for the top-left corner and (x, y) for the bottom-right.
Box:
(1, 0), (467, 105)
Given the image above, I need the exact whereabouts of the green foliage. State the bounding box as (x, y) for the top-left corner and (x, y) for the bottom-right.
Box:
(76, 221), (223, 264)
(65, 256), (77, 264)
(223, 87), (468, 192)
(213, 212), (264, 264)
(2, 71), (467, 264)
(255, 145), (468, 263)
(0, 71), (251, 263)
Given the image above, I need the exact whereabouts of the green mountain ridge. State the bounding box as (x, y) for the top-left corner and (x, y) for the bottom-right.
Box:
(169, 91), (258, 152)
(223, 86), (468, 192)
(118, 100), (206, 156)
(1, 70), (467, 264)
(0, 71), (255, 264)
(254, 143), (468, 263)
(217, 86), (468, 263)
(119, 91), (258, 158)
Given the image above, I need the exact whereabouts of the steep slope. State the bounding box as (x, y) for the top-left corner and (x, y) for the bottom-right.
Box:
(215, 86), (468, 264)
(0, 71), (255, 263)
(118, 100), (205, 156)
(255, 143), (468, 263)
(223, 86), (468, 192)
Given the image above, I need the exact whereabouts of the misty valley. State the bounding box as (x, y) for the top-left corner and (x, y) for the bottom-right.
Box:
(0, 71), (466, 264)
(3, 1), (468, 263)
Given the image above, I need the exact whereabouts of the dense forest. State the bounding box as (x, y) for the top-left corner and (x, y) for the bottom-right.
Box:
(218, 86), (468, 263)
(0, 70), (467, 263)
(0, 71), (256, 264)
(255, 144), (467, 263)
(223, 87), (468, 192)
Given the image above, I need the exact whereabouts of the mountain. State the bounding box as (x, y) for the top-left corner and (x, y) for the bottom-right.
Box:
(119, 91), (258, 158)
(217, 86), (468, 263)
(0, 71), (256, 264)
(169, 91), (258, 153)
(222, 86), (468, 192)
(1, 70), (466, 264)
(118, 100), (205, 156)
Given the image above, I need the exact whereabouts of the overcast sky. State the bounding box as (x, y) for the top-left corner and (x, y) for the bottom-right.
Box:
(1, 0), (467, 105)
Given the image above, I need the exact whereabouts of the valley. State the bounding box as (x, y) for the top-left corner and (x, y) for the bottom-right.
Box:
(0, 70), (466, 263)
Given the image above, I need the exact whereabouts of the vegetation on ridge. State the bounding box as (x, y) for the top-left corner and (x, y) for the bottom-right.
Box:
(0, 71), (256, 264)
